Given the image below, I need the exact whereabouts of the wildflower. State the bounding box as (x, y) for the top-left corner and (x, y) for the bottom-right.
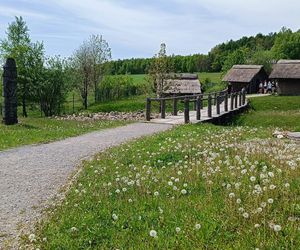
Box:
(242, 212), (249, 219)
(195, 223), (201, 230)
(268, 172), (274, 178)
(268, 198), (274, 204)
(229, 193), (235, 198)
(250, 176), (256, 182)
(236, 198), (241, 204)
(273, 225), (282, 232)
(112, 214), (118, 221)
(115, 189), (120, 194)
(154, 191), (159, 196)
(149, 230), (157, 238)
(256, 207), (263, 213)
(284, 183), (290, 188)
(128, 199), (133, 203)
(269, 185), (276, 190)
(181, 189), (187, 195)
(168, 181), (173, 186)
(28, 234), (36, 242)
(254, 224), (260, 228)
(175, 227), (181, 233)
(159, 207), (163, 214)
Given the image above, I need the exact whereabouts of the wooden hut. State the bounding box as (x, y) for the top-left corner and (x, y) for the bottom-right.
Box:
(163, 73), (201, 95)
(269, 60), (300, 95)
(222, 65), (268, 94)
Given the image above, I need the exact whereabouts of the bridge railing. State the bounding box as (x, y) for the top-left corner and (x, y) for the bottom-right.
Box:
(146, 89), (246, 123)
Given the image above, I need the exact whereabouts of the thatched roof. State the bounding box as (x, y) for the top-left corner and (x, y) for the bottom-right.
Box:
(223, 65), (264, 83)
(269, 60), (300, 79)
(163, 73), (201, 94)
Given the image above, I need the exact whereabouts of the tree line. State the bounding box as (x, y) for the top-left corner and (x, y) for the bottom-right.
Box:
(107, 28), (300, 75)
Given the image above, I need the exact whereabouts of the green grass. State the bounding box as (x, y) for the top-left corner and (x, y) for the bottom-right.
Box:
(234, 96), (300, 131)
(26, 123), (300, 249)
(0, 118), (128, 151)
(22, 95), (300, 249)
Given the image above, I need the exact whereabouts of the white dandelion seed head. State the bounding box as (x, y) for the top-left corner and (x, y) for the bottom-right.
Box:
(149, 230), (157, 238)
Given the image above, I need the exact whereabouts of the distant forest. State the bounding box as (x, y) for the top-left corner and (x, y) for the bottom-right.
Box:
(107, 28), (300, 74)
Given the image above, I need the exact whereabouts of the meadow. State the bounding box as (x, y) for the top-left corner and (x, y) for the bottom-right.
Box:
(22, 95), (300, 249)
(0, 118), (128, 151)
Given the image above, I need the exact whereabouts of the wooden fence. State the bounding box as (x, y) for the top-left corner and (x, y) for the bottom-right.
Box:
(146, 89), (247, 124)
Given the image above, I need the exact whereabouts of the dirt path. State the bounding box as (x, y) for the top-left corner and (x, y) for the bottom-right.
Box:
(0, 122), (172, 248)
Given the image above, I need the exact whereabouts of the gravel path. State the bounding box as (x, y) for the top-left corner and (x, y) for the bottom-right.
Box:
(0, 122), (172, 248)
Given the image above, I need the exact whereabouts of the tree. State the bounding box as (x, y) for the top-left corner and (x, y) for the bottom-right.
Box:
(0, 16), (45, 117)
(148, 43), (174, 97)
(272, 27), (300, 60)
(38, 57), (69, 116)
(72, 41), (92, 109)
(222, 48), (248, 72)
(89, 35), (111, 102)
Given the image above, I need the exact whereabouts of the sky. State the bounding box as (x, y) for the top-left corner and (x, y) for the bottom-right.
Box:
(0, 0), (299, 60)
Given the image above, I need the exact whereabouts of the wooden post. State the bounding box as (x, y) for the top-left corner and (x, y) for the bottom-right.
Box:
(214, 93), (217, 105)
(243, 90), (246, 105)
(146, 98), (151, 121)
(216, 95), (220, 115)
(239, 91), (242, 107)
(184, 98), (190, 123)
(224, 93), (228, 112)
(230, 93), (234, 110)
(172, 97), (178, 116)
(207, 94), (212, 117)
(196, 96), (201, 120)
(199, 95), (203, 109)
(161, 99), (166, 119)
(235, 93), (238, 109)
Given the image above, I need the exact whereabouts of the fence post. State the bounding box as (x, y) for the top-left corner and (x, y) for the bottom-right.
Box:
(224, 93), (228, 112)
(173, 97), (178, 116)
(196, 96), (201, 120)
(235, 93), (238, 109)
(216, 95), (220, 115)
(161, 99), (166, 119)
(146, 98), (151, 121)
(184, 98), (190, 123)
(214, 92), (217, 105)
(243, 89), (246, 105)
(230, 93), (234, 110)
(239, 91), (242, 107)
(207, 94), (212, 117)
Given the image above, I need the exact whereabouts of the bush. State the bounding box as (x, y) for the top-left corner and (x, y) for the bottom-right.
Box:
(96, 75), (146, 102)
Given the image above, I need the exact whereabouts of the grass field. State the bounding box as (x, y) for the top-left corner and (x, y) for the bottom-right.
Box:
(22, 96), (300, 249)
(235, 96), (300, 131)
(0, 118), (128, 151)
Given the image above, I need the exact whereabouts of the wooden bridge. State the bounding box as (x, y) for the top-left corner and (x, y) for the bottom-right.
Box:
(145, 90), (248, 125)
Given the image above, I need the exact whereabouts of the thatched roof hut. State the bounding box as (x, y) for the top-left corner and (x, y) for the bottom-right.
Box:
(223, 65), (268, 94)
(269, 60), (300, 95)
(163, 73), (201, 95)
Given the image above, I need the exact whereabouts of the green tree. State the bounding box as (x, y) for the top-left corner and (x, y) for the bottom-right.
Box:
(222, 48), (248, 72)
(39, 57), (69, 116)
(249, 50), (274, 74)
(89, 35), (111, 103)
(148, 43), (174, 97)
(0, 16), (44, 117)
(272, 27), (300, 59)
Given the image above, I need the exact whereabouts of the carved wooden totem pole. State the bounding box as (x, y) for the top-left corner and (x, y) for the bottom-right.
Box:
(2, 58), (18, 125)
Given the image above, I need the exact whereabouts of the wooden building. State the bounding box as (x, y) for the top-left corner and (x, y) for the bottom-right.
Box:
(222, 65), (268, 94)
(163, 73), (201, 95)
(269, 60), (300, 95)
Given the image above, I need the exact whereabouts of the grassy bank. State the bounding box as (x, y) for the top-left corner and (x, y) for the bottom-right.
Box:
(0, 118), (128, 151)
(235, 96), (300, 131)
